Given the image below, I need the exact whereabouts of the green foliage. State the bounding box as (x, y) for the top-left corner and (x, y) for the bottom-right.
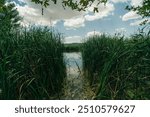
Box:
(126, 0), (150, 18)
(0, 0), (5, 10)
(31, 0), (149, 26)
(126, 0), (150, 25)
(0, 27), (66, 99)
(82, 34), (150, 99)
(64, 43), (82, 52)
(0, 0), (22, 32)
(31, 0), (107, 12)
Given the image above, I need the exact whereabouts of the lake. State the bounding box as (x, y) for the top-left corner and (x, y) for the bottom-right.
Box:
(62, 52), (94, 99)
(63, 52), (82, 77)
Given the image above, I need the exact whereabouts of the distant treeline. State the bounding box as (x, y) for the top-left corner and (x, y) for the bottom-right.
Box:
(64, 43), (82, 52)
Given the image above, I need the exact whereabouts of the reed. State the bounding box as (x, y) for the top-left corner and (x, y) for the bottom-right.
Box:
(82, 33), (150, 99)
(0, 26), (66, 99)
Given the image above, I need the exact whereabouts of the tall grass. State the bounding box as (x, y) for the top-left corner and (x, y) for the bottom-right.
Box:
(82, 34), (150, 99)
(0, 27), (66, 99)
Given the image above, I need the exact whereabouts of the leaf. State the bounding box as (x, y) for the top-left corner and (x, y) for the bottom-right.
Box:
(31, 0), (43, 5)
(93, 7), (98, 13)
(52, 0), (57, 4)
(44, 2), (49, 7)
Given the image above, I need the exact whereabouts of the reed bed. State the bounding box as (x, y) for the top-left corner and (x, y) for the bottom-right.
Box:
(82, 34), (150, 99)
(0, 27), (66, 99)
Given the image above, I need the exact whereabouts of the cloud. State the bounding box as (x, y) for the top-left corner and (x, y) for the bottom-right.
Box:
(122, 11), (141, 21)
(15, 0), (115, 29)
(16, 0), (84, 27)
(64, 17), (85, 29)
(111, 0), (129, 3)
(64, 36), (83, 44)
(121, 0), (145, 26)
(131, 0), (143, 7)
(85, 3), (114, 21)
(64, 31), (103, 43)
(17, 5), (57, 26)
(130, 18), (150, 26)
(110, 0), (143, 6)
(17, 0), (24, 2)
(115, 28), (126, 33)
(64, 2), (115, 29)
(17, 0), (26, 5)
(86, 31), (102, 37)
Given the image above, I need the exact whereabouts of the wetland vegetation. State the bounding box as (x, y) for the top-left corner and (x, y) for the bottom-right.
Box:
(1, 27), (149, 100)
(82, 33), (150, 99)
(0, 27), (66, 99)
(0, 0), (149, 100)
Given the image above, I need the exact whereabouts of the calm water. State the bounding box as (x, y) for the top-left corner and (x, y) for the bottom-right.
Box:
(63, 52), (82, 76)
(62, 52), (94, 99)
(63, 52), (83, 99)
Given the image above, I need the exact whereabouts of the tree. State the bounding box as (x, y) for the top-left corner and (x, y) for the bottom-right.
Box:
(31, 0), (149, 20)
(0, 0), (5, 11)
(31, 0), (107, 14)
(126, 0), (150, 25)
(126, 0), (150, 18)
(0, 0), (22, 32)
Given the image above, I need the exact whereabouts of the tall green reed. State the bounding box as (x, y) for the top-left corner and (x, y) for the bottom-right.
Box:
(82, 34), (150, 99)
(0, 26), (66, 99)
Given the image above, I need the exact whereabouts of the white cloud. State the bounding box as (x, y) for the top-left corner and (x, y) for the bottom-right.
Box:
(87, 31), (102, 37)
(122, 11), (141, 21)
(115, 28), (126, 33)
(16, 0), (146, 31)
(64, 17), (85, 29)
(110, 0), (143, 7)
(16, 0), (84, 27)
(130, 18), (150, 26)
(131, 0), (143, 7)
(17, 5), (57, 26)
(15, 0), (115, 29)
(130, 20), (141, 26)
(111, 0), (143, 6)
(121, 0), (145, 26)
(64, 36), (83, 44)
(111, 0), (129, 3)
(17, 0), (25, 3)
(63, 2), (115, 28)
(85, 3), (114, 21)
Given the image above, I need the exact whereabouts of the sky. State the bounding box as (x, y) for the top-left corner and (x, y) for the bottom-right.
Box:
(12, 0), (149, 43)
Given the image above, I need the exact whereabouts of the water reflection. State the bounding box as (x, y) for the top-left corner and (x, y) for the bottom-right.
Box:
(63, 52), (82, 76)
(62, 52), (94, 99)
